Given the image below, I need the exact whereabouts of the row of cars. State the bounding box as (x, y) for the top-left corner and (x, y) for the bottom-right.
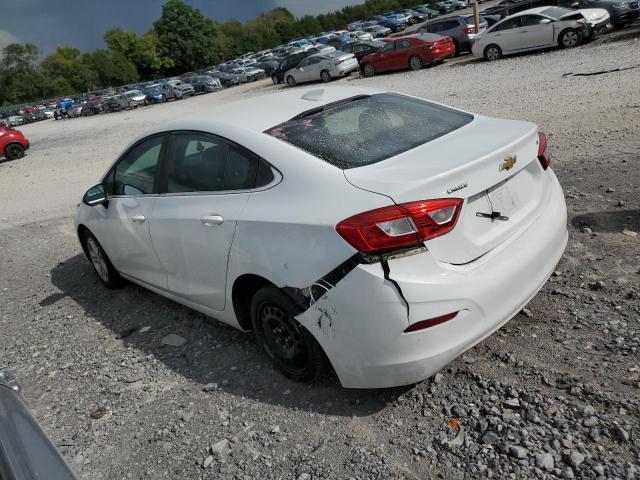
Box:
(52, 77), (218, 120)
(270, 0), (633, 86)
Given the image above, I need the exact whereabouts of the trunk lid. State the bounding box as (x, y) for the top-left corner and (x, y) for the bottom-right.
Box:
(343, 115), (550, 264)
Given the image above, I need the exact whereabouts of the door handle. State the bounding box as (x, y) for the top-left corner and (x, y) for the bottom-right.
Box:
(200, 214), (224, 226)
(130, 215), (146, 223)
(521, 30), (528, 32)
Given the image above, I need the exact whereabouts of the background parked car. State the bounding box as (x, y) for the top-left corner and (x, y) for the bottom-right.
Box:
(285, 51), (358, 86)
(0, 125), (30, 160)
(417, 15), (489, 54)
(340, 41), (385, 62)
(363, 23), (393, 37)
(163, 79), (195, 99)
(105, 95), (124, 112)
(271, 51), (315, 84)
(184, 75), (223, 93)
(83, 95), (105, 115)
(472, 6), (610, 60)
(144, 84), (166, 103)
(557, 0), (638, 26)
(360, 34), (456, 77)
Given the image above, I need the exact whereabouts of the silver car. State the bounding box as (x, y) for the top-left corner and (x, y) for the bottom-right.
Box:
(285, 51), (359, 86)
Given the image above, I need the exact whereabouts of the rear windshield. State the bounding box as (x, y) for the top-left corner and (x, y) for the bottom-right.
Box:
(265, 93), (473, 169)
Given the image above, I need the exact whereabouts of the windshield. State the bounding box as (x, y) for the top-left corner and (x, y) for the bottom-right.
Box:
(541, 6), (573, 17)
(265, 93), (473, 169)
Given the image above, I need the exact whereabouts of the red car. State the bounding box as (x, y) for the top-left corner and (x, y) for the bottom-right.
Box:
(0, 126), (30, 160)
(360, 33), (455, 77)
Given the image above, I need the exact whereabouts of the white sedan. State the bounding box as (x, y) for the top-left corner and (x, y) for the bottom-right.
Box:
(75, 87), (567, 388)
(471, 6), (610, 60)
(284, 52), (359, 86)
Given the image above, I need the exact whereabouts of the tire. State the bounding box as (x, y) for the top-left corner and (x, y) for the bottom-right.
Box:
(250, 286), (327, 383)
(363, 63), (375, 77)
(484, 44), (502, 61)
(271, 75), (279, 85)
(559, 29), (581, 48)
(320, 69), (332, 83)
(82, 230), (123, 289)
(286, 75), (296, 87)
(4, 143), (25, 160)
(409, 55), (423, 71)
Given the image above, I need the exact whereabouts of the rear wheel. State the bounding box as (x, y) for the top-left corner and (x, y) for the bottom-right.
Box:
(251, 286), (327, 382)
(363, 63), (375, 77)
(82, 230), (123, 289)
(559, 29), (581, 48)
(320, 69), (332, 82)
(484, 44), (502, 61)
(4, 143), (25, 160)
(409, 55), (423, 71)
(286, 75), (296, 87)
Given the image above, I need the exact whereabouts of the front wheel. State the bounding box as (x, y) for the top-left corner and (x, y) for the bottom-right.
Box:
(286, 75), (296, 87)
(4, 143), (25, 160)
(363, 63), (375, 77)
(251, 286), (327, 382)
(82, 230), (123, 289)
(409, 55), (423, 71)
(559, 29), (581, 48)
(484, 44), (502, 61)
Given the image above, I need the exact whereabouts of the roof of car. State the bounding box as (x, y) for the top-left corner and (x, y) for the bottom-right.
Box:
(155, 86), (386, 134)
(506, 6), (568, 17)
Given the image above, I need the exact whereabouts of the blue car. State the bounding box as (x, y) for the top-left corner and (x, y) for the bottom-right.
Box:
(370, 15), (407, 32)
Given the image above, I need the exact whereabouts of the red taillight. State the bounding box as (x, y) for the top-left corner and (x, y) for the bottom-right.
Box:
(537, 132), (551, 170)
(404, 312), (458, 333)
(336, 198), (463, 254)
(462, 26), (474, 34)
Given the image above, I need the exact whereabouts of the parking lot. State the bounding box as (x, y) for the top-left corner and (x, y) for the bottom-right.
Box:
(1, 24), (639, 480)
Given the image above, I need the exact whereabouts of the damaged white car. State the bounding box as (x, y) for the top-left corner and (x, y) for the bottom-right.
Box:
(471, 6), (611, 60)
(75, 87), (567, 388)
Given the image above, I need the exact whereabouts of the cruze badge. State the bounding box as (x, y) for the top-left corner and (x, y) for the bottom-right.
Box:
(500, 155), (517, 172)
(447, 183), (468, 194)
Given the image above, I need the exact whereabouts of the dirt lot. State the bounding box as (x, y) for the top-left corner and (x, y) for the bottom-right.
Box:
(1, 28), (639, 480)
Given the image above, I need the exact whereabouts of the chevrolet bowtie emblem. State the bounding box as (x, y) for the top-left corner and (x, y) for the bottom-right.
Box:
(500, 155), (517, 171)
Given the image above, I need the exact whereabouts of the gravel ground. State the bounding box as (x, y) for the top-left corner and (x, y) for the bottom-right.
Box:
(1, 28), (639, 480)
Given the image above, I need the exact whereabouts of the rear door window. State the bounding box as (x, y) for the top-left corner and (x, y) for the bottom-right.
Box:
(266, 93), (473, 169)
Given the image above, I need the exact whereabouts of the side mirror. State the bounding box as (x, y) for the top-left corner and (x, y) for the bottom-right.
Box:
(83, 183), (108, 206)
(570, 1), (580, 6)
(540, 18), (552, 23)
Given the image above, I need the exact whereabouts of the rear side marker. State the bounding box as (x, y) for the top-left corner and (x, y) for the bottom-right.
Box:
(404, 312), (459, 333)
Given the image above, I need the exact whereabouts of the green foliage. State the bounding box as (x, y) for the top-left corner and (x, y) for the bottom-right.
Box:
(39, 46), (100, 95)
(153, 0), (226, 74)
(81, 49), (139, 88)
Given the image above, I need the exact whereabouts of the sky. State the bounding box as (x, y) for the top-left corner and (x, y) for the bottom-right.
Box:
(0, 0), (364, 56)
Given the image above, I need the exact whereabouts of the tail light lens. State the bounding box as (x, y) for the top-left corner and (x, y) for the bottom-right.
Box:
(462, 26), (474, 34)
(537, 132), (551, 170)
(336, 198), (463, 254)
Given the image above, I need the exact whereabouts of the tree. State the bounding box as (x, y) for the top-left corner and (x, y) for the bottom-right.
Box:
(0, 43), (45, 105)
(81, 49), (139, 88)
(104, 28), (171, 77)
(153, 0), (226, 73)
(40, 47), (99, 96)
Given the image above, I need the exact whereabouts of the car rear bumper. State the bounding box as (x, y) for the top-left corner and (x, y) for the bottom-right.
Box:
(333, 61), (360, 76)
(297, 171), (567, 388)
